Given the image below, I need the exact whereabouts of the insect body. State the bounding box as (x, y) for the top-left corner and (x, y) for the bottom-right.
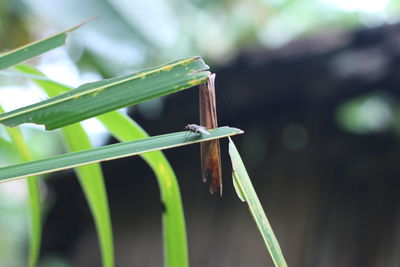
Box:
(184, 124), (210, 135)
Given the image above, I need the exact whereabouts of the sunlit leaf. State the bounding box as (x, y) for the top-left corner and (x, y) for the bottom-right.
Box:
(14, 65), (114, 267)
(15, 63), (189, 267)
(62, 124), (114, 267)
(97, 112), (188, 267)
(0, 106), (41, 267)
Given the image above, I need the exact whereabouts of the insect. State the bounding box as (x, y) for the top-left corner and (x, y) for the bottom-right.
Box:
(184, 124), (211, 135)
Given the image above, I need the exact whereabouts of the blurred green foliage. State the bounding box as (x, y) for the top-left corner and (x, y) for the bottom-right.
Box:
(336, 93), (398, 134)
(1, 0), (399, 74)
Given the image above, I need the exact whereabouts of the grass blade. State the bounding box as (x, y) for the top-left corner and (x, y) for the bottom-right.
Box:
(13, 65), (114, 267)
(0, 18), (92, 70)
(0, 57), (210, 130)
(16, 64), (185, 267)
(13, 65), (74, 94)
(228, 137), (287, 267)
(0, 106), (41, 267)
(62, 124), (114, 267)
(0, 127), (243, 183)
(97, 112), (188, 267)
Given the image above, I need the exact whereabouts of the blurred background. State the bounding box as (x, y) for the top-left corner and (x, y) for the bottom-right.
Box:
(1, 0), (400, 266)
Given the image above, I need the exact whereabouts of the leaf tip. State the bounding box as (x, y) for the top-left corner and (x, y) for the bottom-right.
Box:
(66, 16), (97, 33)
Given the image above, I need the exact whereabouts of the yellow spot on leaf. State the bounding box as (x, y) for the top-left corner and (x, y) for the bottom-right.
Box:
(161, 65), (173, 71)
(93, 88), (106, 97)
(188, 80), (201, 86)
(181, 57), (196, 65)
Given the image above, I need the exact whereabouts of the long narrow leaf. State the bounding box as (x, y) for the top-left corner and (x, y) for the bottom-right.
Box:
(0, 18), (92, 70)
(62, 124), (114, 267)
(14, 65), (72, 95)
(228, 137), (287, 267)
(16, 65), (115, 267)
(97, 112), (188, 267)
(0, 106), (41, 267)
(16, 64), (183, 267)
(0, 127), (242, 183)
(0, 57), (210, 130)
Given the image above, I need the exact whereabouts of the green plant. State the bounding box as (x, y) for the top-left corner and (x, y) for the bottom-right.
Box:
(0, 20), (286, 267)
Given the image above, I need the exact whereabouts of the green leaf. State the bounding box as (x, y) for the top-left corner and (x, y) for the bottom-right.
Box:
(0, 57), (210, 130)
(14, 65), (72, 94)
(0, 127), (242, 183)
(0, 106), (41, 267)
(0, 136), (18, 163)
(232, 172), (246, 202)
(62, 124), (114, 267)
(0, 18), (92, 70)
(14, 65), (114, 267)
(16, 64), (185, 267)
(228, 137), (287, 267)
(97, 112), (188, 267)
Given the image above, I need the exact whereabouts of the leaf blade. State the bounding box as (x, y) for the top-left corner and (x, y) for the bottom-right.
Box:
(97, 111), (188, 267)
(0, 127), (242, 183)
(16, 64), (185, 267)
(0, 57), (209, 130)
(0, 19), (91, 70)
(62, 124), (114, 267)
(228, 137), (287, 267)
(0, 106), (41, 267)
(14, 65), (115, 267)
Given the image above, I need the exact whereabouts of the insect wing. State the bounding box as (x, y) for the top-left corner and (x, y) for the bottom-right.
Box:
(197, 126), (211, 135)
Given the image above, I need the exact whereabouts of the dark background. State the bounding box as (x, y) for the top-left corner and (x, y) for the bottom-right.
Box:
(42, 23), (400, 266)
